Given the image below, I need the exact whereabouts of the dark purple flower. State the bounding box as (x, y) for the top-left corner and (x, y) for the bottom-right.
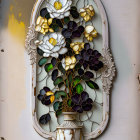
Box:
(62, 21), (84, 39)
(76, 43), (104, 71)
(37, 87), (52, 106)
(72, 92), (93, 113)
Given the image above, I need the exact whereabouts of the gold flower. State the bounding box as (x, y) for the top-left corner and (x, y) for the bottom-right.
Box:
(46, 91), (55, 103)
(46, 91), (54, 96)
(62, 56), (76, 71)
(80, 5), (95, 22)
(70, 42), (84, 54)
(35, 16), (54, 34)
(84, 25), (97, 41)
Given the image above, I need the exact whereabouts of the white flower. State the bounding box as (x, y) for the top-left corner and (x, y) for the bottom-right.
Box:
(37, 33), (67, 58)
(46, 0), (72, 19)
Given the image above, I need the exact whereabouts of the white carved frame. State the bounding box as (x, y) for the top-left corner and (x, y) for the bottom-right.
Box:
(25, 0), (116, 139)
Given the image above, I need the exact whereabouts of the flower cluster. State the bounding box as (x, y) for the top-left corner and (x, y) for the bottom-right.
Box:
(70, 42), (84, 54)
(35, 0), (104, 122)
(62, 56), (76, 71)
(75, 43), (103, 71)
(37, 33), (67, 58)
(80, 5), (95, 22)
(46, 0), (72, 19)
(84, 25), (98, 41)
(72, 92), (93, 113)
(62, 21), (84, 39)
(38, 87), (55, 106)
(35, 16), (54, 34)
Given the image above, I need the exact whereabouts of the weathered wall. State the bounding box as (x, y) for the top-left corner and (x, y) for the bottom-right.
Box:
(0, 0), (140, 140)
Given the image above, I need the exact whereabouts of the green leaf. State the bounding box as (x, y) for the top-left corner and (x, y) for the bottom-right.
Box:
(56, 109), (62, 117)
(75, 63), (81, 70)
(38, 57), (48, 67)
(68, 73), (72, 84)
(59, 102), (63, 109)
(37, 47), (44, 56)
(73, 76), (81, 87)
(53, 24), (59, 32)
(54, 76), (63, 86)
(58, 62), (65, 74)
(65, 38), (72, 44)
(64, 17), (70, 24)
(71, 6), (77, 11)
(56, 19), (63, 28)
(81, 75), (90, 81)
(51, 57), (57, 66)
(58, 82), (64, 88)
(45, 13), (50, 19)
(45, 63), (53, 72)
(52, 69), (58, 81)
(86, 80), (99, 89)
(67, 99), (72, 107)
(66, 79), (69, 87)
(55, 91), (67, 99)
(53, 101), (60, 112)
(76, 84), (83, 94)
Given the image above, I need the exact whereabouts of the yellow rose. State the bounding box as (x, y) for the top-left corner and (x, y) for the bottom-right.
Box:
(70, 42), (84, 54)
(80, 5), (95, 22)
(84, 25), (97, 41)
(35, 16), (54, 34)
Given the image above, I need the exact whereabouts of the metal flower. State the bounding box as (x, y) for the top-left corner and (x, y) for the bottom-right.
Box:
(62, 21), (84, 39)
(72, 92), (93, 113)
(80, 5), (95, 22)
(46, 0), (72, 19)
(84, 25), (98, 41)
(75, 43), (104, 71)
(37, 87), (55, 106)
(70, 42), (84, 54)
(35, 16), (54, 34)
(62, 56), (76, 71)
(36, 33), (68, 58)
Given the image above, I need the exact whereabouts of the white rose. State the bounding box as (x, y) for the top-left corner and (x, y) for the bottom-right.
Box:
(38, 33), (68, 58)
(46, 0), (72, 19)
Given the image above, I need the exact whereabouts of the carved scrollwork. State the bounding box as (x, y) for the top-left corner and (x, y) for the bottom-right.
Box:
(25, 24), (37, 64)
(101, 47), (116, 95)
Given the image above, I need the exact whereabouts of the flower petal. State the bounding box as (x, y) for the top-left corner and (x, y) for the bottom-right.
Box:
(70, 64), (75, 69)
(81, 92), (89, 102)
(43, 35), (49, 43)
(72, 94), (80, 104)
(65, 65), (70, 71)
(46, 41), (54, 50)
(43, 53), (50, 57)
(59, 47), (68, 55)
(51, 46), (60, 52)
(51, 52), (59, 58)
(85, 25), (94, 33)
(50, 33), (58, 40)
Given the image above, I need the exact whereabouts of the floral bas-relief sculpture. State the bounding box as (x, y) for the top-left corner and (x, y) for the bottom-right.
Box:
(25, 0), (116, 139)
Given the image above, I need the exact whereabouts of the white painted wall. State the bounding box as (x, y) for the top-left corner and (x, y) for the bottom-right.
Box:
(0, 0), (140, 140)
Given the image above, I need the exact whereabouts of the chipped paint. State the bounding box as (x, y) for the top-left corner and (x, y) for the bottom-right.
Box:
(8, 13), (25, 43)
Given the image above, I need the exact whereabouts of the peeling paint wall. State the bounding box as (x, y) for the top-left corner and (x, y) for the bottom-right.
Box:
(0, 0), (140, 140)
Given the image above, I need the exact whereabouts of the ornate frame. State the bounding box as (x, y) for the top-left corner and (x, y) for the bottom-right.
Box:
(25, 0), (116, 139)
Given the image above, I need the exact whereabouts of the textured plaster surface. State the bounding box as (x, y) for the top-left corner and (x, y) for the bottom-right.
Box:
(0, 0), (140, 140)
